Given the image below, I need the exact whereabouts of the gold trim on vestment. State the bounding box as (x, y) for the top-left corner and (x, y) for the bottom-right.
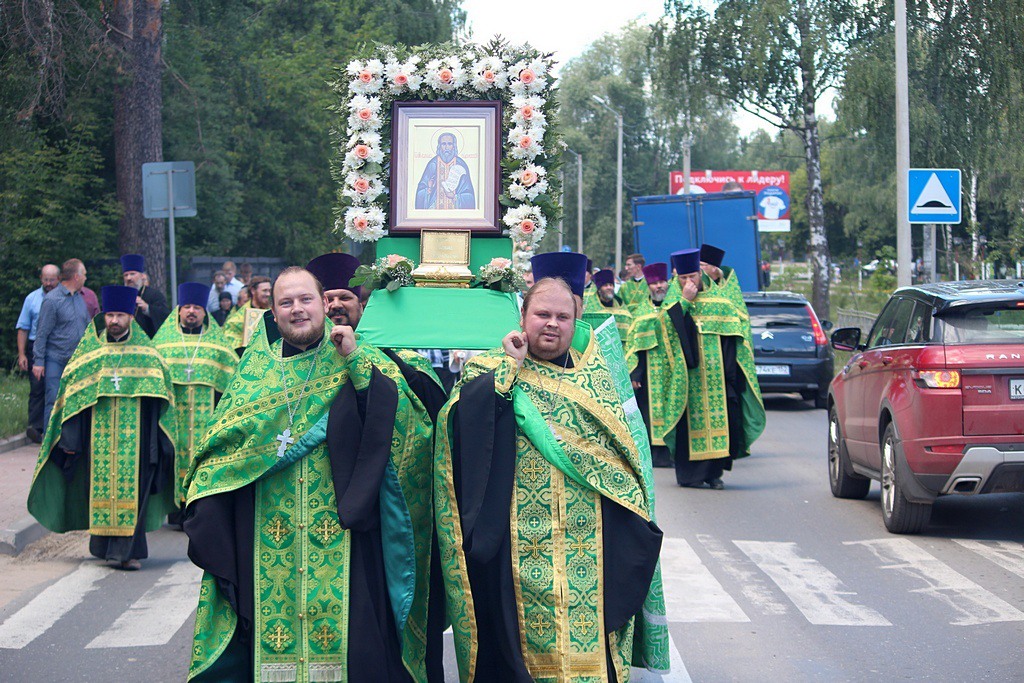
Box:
(63, 344), (164, 377)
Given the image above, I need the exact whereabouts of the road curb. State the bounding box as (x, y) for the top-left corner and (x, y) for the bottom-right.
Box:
(0, 516), (47, 556)
(0, 434), (30, 455)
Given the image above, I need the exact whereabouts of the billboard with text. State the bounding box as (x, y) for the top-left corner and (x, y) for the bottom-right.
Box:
(669, 170), (791, 232)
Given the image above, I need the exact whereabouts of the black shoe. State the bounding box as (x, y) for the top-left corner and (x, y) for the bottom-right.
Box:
(706, 478), (725, 490)
(26, 427), (42, 443)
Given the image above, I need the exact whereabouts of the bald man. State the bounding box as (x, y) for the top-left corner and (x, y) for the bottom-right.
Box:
(17, 264), (60, 441)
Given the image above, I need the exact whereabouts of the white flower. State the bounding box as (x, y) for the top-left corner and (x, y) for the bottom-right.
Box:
(384, 56), (423, 94)
(344, 134), (384, 169)
(508, 59), (549, 95)
(507, 127), (543, 160)
(503, 205), (546, 247)
(509, 164), (549, 201)
(511, 95), (546, 128)
(342, 171), (385, 204)
(469, 56), (508, 92)
(347, 95), (383, 132)
(348, 59), (384, 95)
(344, 206), (387, 243)
(425, 56), (466, 92)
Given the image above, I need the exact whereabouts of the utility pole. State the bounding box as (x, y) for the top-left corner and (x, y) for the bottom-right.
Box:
(895, 0), (912, 287)
(593, 96), (623, 272)
(566, 148), (584, 253)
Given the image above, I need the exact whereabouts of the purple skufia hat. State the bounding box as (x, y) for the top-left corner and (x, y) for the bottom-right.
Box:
(642, 263), (668, 283)
(102, 285), (138, 315)
(120, 254), (145, 273)
(592, 269), (615, 288)
(306, 253), (363, 296)
(178, 282), (210, 308)
(699, 243), (726, 268)
(670, 249), (701, 275)
(531, 251), (588, 297)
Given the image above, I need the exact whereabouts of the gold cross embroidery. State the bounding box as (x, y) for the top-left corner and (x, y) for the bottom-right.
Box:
(311, 623), (336, 650)
(266, 624), (290, 652)
(522, 461), (547, 480)
(568, 539), (592, 557)
(313, 517), (339, 545)
(523, 537), (545, 560)
(571, 613), (595, 633)
(529, 614), (552, 634)
(265, 514), (290, 545)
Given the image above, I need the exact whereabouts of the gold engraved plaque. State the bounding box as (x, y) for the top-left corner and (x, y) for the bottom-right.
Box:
(412, 230), (473, 287)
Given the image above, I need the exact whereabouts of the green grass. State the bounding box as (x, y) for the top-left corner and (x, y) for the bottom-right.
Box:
(0, 372), (29, 439)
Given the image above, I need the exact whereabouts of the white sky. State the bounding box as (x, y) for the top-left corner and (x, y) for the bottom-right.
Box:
(460, 0), (777, 135)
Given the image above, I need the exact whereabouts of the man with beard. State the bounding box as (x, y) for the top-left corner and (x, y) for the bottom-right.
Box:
(183, 266), (437, 682)
(16, 263), (60, 442)
(415, 132), (476, 210)
(152, 283), (238, 513)
(582, 268), (633, 343)
(434, 276), (666, 681)
(121, 254), (171, 338)
(221, 275), (272, 353)
(28, 285), (177, 570)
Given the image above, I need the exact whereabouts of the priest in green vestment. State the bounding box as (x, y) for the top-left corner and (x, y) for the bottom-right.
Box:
(663, 249), (765, 489)
(221, 275), (272, 353)
(28, 285), (177, 570)
(699, 243), (752, 337)
(582, 269), (633, 343)
(435, 275), (664, 682)
(618, 253), (650, 315)
(152, 282), (238, 508)
(183, 266), (436, 683)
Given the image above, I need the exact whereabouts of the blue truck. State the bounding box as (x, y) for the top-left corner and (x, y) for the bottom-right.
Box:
(631, 191), (763, 291)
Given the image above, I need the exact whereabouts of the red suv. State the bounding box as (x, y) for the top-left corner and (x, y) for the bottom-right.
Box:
(827, 280), (1024, 533)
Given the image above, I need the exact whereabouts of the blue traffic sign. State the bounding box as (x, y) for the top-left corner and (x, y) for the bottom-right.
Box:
(908, 168), (961, 224)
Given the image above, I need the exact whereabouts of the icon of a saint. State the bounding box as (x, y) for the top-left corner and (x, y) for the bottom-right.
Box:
(415, 132), (476, 210)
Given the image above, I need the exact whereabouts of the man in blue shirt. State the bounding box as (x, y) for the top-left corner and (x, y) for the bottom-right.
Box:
(33, 259), (91, 431)
(16, 264), (60, 442)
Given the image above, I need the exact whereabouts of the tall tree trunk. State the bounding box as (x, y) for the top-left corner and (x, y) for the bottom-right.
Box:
(110, 0), (165, 292)
(797, 1), (830, 320)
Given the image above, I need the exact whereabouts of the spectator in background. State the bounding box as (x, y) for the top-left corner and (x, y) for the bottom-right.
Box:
(236, 286), (250, 308)
(211, 291), (234, 326)
(80, 286), (100, 317)
(206, 270), (229, 312)
(33, 259), (91, 431)
(16, 264), (60, 443)
(221, 261), (243, 301)
(238, 262), (253, 286)
(121, 254), (170, 338)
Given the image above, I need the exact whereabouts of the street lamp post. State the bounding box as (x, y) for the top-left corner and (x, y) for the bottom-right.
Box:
(593, 96), (623, 273)
(565, 148), (583, 253)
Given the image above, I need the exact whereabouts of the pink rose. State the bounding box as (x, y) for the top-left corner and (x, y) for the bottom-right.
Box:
(353, 215), (369, 231)
(359, 70), (373, 84)
(394, 73), (409, 86)
(520, 105), (534, 120)
(520, 170), (538, 187)
(519, 241), (530, 249)
(518, 135), (533, 149)
(519, 220), (535, 234)
(386, 254), (405, 267)
(519, 68), (536, 85)
(354, 144), (371, 159)
(483, 69), (495, 83)
(353, 178), (370, 193)
(491, 257), (512, 269)
(439, 68), (453, 83)
(358, 108), (373, 121)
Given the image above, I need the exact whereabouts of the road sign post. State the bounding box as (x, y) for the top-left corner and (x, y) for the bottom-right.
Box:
(142, 162), (197, 307)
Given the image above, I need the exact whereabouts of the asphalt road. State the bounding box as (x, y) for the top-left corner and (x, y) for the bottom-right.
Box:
(1, 394), (1022, 682)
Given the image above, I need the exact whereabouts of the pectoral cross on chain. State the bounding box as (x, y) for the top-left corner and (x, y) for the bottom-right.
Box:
(275, 429), (294, 458)
(184, 366), (194, 380)
(111, 374), (122, 390)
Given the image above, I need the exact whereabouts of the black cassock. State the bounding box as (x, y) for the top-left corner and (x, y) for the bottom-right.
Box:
(135, 285), (170, 338)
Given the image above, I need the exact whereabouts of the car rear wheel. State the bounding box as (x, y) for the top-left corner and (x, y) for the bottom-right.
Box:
(828, 408), (870, 499)
(880, 423), (932, 534)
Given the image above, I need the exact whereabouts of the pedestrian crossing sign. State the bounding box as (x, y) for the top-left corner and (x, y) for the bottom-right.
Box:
(908, 168), (961, 224)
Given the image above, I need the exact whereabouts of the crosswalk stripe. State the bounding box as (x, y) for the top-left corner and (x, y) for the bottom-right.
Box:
(0, 562), (109, 649)
(660, 538), (749, 623)
(734, 541), (890, 626)
(953, 539), (1024, 580)
(86, 561), (203, 648)
(848, 538), (1024, 626)
(695, 534), (789, 616)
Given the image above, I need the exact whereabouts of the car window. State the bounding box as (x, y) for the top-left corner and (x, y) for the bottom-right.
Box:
(867, 298), (901, 348)
(746, 303), (811, 329)
(940, 305), (1024, 344)
(903, 301), (933, 345)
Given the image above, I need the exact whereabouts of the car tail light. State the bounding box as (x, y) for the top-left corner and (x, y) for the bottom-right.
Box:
(806, 305), (827, 346)
(913, 369), (961, 388)
(927, 444), (965, 454)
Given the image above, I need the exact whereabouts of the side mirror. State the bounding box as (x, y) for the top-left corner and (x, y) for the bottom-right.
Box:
(820, 319), (834, 332)
(831, 327), (862, 352)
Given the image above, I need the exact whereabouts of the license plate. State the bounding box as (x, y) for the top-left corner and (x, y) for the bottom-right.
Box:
(1009, 378), (1024, 400)
(756, 364), (790, 376)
